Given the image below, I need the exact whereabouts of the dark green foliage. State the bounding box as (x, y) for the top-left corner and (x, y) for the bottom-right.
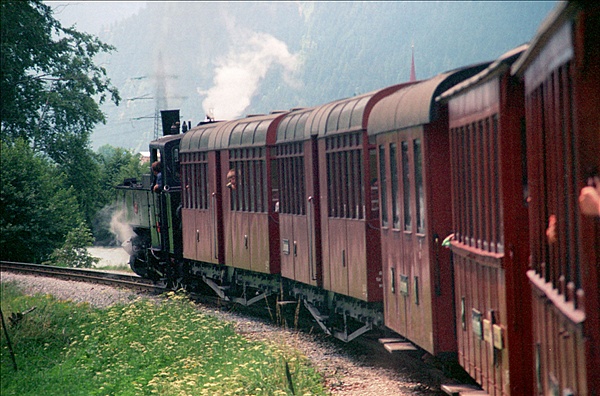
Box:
(96, 145), (146, 200)
(45, 221), (100, 268)
(92, 145), (146, 245)
(1, 1), (123, 254)
(0, 140), (82, 263)
(0, 0), (120, 153)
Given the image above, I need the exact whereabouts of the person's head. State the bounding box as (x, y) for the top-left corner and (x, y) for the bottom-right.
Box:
(152, 161), (161, 175)
(226, 169), (237, 189)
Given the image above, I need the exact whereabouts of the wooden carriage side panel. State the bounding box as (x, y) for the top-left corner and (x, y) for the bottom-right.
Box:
(379, 134), (407, 336)
(318, 138), (333, 291)
(265, 146), (281, 275)
(210, 151), (225, 265)
(521, 11), (595, 391)
(306, 137), (323, 288)
(229, 212), (250, 270)
(328, 219), (349, 296)
(180, 152), (196, 261)
(181, 208), (196, 260)
(249, 213), (270, 274)
(221, 153), (236, 269)
(381, 228), (404, 334)
(498, 70), (533, 396)
(277, 139), (317, 285)
(423, 117), (456, 355)
(276, 143), (297, 280)
(292, 215), (310, 284)
(531, 285), (587, 395)
(279, 214), (295, 279)
(454, 255), (467, 371)
(347, 219), (367, 300)
(573, 7), (600, 392)
(192, 152), (221, 265)
(363, 137), (383, 303)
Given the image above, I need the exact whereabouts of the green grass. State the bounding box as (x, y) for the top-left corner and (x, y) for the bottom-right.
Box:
(1, 282), (328, 396)
(95, 264), (133, 273)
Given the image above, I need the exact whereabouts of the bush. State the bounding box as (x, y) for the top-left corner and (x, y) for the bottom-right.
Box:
(45, 222), (100, 268)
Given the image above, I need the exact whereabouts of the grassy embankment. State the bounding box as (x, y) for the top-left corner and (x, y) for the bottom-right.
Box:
(0, 281), (327, 395)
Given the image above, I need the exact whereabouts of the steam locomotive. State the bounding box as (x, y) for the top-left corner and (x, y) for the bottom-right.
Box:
(116, 2), (599, 394)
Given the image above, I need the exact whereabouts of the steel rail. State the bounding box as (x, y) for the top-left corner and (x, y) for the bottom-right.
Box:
(0, 261), (167, 293)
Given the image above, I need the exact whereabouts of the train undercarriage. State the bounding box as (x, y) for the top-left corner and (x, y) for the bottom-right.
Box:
(125, 236), (385, 343)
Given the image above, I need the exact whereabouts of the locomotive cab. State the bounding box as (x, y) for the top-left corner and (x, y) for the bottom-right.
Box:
(143, 133), (184, 283)
(116, 110), (184, 282)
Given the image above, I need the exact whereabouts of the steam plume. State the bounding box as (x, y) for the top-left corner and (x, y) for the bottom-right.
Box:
(199, 29), (300, 120)
(110, 207), (136, 245)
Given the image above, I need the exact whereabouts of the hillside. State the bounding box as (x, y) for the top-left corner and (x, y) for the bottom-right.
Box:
(87, 1), (557, 151)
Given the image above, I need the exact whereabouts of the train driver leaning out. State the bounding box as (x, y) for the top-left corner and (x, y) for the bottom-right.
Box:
(152, 161), (163, 193)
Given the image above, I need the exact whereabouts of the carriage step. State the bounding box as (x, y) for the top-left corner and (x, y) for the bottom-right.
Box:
(378, 338), (418, 353)
(441, 384), (488, 396)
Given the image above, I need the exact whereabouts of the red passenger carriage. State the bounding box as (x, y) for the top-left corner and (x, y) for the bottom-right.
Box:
(367, 64), (488, 357)
(179, 112), (289, 303)
(311, 88), (405, 304)
(305, 86), (427, 341)
(180, 121), (224, 266)
(274, 107), (323, 289)
(438, 46), (532, 395)
(512, 2), (600, 394)
(215, 112), (287, 277)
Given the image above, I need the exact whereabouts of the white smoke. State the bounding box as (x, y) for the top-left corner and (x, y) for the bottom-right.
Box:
(110, 207), (136, 247)
(198, 29), (301, 120)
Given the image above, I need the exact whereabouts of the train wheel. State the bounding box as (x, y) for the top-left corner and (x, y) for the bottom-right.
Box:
(129, 255), (150, 278)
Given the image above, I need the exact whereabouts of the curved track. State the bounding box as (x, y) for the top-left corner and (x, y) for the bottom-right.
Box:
(0, 261), (166, 293)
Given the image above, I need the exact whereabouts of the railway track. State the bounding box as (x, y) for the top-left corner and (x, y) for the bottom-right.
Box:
(0, 261), (166, 293)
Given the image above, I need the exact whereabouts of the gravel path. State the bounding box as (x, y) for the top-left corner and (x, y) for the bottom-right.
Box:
(1, 271), (451, 395)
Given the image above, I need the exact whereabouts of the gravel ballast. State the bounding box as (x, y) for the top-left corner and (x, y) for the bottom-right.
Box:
(1, 271), (450, 395)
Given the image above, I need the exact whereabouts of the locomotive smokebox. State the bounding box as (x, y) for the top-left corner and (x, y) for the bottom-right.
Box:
(160, 109), (180, 136)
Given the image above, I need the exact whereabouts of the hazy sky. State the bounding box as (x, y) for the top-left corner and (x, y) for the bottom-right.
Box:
(46, 1), (147, 34)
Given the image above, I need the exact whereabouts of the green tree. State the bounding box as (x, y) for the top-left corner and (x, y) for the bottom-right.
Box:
(0, 0), (120, 152)
(45, 221), (100, 268)
(1, 0), (121, 251)
(0, 139), (82, 263)
(92, 145), (146, 245)
(96, 145), (146, 203)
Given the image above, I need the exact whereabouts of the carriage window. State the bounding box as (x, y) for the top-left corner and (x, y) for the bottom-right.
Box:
(414, 139), (425, 233)
(229, 149), (268, 213)
(369, 148), (379, 219)
(172, 147), (181, 185)
(275, 143), (305, 215)
(492, 116), (502, 252)
(200, 154), (208, 209)
(193, 162), (199, 209)
(181, 153), (189, 208)
(402, 141), (412, 231)
(249, 158), (256, 212)
(390, 143), (400, 229)
(243, 158), (250, 211)
(261, 153), (269, 213)
(181, 152), (208, 210)
(379, 145), (388, 227)
(326, 133), (363, 219)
